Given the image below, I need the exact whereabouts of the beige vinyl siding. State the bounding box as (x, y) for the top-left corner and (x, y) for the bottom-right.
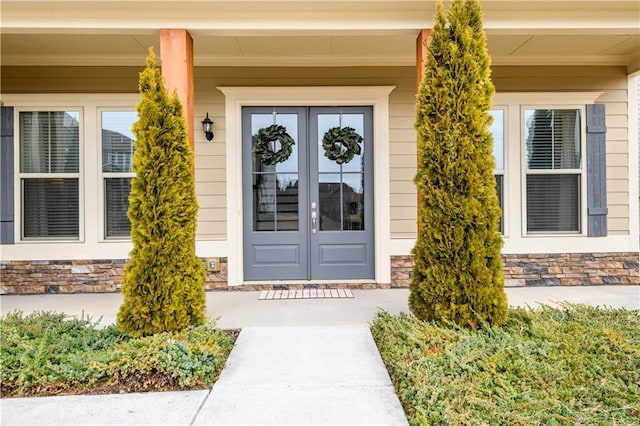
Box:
(388, 69), (419, 238)
(492, 65), (630, 235)
(385, 65), (633, 237)
(192, 66), (417, 239)
(1, 64), (631, 239)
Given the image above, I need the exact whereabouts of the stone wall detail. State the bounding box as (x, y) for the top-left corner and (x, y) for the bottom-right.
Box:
(1, 258), (230, 295)
(501, 253), (639, 286)
(390, 252), (640, 288)
(1, 252), (638, 294)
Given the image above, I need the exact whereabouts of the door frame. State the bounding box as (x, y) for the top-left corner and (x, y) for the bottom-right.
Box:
(218, 86), (396, 286)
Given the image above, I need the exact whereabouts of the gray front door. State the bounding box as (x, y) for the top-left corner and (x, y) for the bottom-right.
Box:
(243, 106), (374, 281)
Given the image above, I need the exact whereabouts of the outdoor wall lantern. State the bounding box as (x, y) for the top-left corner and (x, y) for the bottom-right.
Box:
(201, 113), (214, 141)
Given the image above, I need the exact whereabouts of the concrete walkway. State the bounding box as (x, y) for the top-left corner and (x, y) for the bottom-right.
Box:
(195, 326), (407, 425)
(1, 390), (209, 425)
(1, 286), (638, 425)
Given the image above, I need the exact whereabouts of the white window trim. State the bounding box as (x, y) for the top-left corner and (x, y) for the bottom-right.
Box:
(1, 94), (137, 261)
(97, 108), (137, 242)
(493, 92), (637, 254)
(520, 104), (587, 236)
(627, 74), (640, 248)
(217, 86), (396, 286)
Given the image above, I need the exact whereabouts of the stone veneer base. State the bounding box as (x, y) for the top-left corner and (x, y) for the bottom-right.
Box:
(1, 253), (638, 294)
(390, 252), (640, 287)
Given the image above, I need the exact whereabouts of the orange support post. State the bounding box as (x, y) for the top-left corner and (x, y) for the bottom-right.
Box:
(159, 29), (195, 151)
(416, 29), (431, 226)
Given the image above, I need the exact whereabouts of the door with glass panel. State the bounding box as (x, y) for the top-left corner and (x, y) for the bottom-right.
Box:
(242, 106), (374, 281)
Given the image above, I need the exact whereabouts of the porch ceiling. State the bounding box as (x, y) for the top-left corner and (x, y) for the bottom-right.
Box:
(1, 0), (639, 72)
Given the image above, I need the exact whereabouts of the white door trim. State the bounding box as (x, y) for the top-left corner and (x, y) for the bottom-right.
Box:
(218, 86), (396, 286)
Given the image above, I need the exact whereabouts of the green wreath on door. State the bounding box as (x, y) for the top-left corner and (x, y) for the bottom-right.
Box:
(253, 124), (295, 166)
(322, 126), (363, 165)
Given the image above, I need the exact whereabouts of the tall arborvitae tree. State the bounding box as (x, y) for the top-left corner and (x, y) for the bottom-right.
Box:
(117, 49), (206, 337)
(410, 0), (508, 328)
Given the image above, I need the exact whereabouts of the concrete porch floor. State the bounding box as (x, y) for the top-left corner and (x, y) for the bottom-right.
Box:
(1, 286), (638, 329)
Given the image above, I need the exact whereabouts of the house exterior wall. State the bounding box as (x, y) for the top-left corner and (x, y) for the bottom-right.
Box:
(1, 65), (633, 239)
(1, 64), (638, 293)
(491, 65), (632, 237)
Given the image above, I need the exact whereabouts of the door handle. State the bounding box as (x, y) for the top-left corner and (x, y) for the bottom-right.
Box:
(311, 211), (317, 234)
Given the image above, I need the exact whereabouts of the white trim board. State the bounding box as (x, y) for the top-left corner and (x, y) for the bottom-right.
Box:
(217, 86), (396, 286)
(390, 236), (640, 257)
(627, 75), (640, 246)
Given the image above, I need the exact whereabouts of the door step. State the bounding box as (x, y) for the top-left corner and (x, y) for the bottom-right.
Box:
(258, 288), (354, 300)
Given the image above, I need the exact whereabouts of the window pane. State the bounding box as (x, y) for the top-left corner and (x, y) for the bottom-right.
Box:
(525, 109), (581, 170)
(527, 174), (580, 233)
(490, 110), (505, 234)
(105, 178), (132, 238)
(251, 113), (298, 173)
(319, 174), (342, 231)
(489, 110), (504, 170)
(342, 173), (364, 230)
(253, 173), (275, 231)
(20, 111), (80, 173)
(253, 173), (301, 232)
(276, 174), (299, 231)
(495, 175), (503, 234)
(317, 113), (365, 173)
(102, 111), (136, 173)
(317, 114), (341, 173)
(23, 178), (79, 238)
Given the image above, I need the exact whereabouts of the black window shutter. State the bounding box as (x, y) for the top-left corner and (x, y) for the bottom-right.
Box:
(1, 106), (15, 244)
(586, 103), (607, 237)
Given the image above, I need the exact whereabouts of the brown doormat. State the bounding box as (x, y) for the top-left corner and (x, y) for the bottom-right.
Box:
(258, 289), (354, 300)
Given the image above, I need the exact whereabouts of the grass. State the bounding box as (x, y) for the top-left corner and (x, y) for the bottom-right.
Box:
(0, 311), (236, 397)
(371, 305), (640, 425)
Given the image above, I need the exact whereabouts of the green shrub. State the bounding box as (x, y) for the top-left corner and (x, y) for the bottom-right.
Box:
(116, 48), (206, 337)
(411, 0), (507, 328)
(0, 311), (234, 396)
(372, 306), (640, 425)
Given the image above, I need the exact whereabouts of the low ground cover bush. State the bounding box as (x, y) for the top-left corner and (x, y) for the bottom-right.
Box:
(372, 305), (640, 425)
(0, 311), (235, 397)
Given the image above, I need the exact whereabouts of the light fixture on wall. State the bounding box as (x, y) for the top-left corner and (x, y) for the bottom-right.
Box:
(201, 113), (214, 141)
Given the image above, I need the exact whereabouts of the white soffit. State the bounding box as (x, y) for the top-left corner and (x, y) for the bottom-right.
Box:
(1, 0), (638, 68)
(511, 35), (638, 56)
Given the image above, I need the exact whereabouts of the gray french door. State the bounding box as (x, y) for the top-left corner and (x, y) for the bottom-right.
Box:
(242, 106), (374, 281)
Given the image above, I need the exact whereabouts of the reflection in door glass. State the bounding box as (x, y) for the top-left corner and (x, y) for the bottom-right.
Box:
(341, 173), (364, 230)
(251, 112), (299, 232)
(318, 173), (364, 231)
(253, 172), (275, 231)
(316, 112), (366, 232)
(276, 174), (299, 231)
(253, 171), (300, 232)
(318, 174), (341, 231)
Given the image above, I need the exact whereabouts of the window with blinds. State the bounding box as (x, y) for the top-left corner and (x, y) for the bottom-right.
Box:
(524, 108), (581, 233)
(19, 111), (80, 239)
(101, 111), (136, 238)
(489, 109), (505, 234)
